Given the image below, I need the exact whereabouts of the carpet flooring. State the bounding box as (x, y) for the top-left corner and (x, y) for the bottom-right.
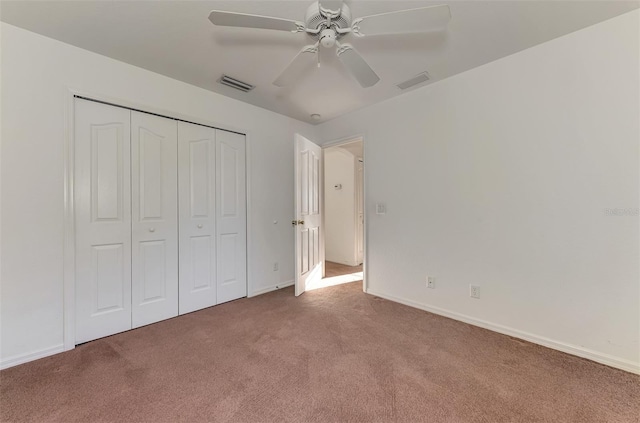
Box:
(1, 281), (639, 422)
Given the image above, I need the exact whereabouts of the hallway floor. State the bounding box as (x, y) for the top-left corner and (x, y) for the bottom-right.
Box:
(324, 260), (363, 278)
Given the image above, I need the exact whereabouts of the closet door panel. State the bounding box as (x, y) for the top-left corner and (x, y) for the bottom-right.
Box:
(75, 99), (132, 343)
(216, 130), (247, 303)
(131, 111), (178, 328)
(178, 122), (217, 314)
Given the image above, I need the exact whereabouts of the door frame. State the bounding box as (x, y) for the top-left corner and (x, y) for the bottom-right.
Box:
(321, 134), (367, 292)
(63, 87), (251, 351)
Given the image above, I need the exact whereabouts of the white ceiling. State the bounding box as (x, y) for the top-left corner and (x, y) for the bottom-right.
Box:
(1, 1), (637, 124)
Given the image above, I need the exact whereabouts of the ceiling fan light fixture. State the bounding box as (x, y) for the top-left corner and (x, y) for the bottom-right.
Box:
(319, 29), (337, 48)
(310, 114), (322, 120)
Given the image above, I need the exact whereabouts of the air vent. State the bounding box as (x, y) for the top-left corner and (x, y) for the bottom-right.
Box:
(219, 75), (255, 92)
(397, 72), (431, 90)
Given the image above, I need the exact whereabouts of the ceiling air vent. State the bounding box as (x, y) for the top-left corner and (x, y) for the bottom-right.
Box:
(396, 72), (431, 90)
(219, 75), (255, 92)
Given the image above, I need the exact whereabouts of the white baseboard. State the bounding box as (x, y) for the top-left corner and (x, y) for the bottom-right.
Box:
(249, 280), (294, 297)
(0, 344), (65, 370)
(367, 289), (640, 375)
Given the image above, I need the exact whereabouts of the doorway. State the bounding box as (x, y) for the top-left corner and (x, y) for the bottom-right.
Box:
(317, 138), (364, 290)
(293, 135), (365, 295)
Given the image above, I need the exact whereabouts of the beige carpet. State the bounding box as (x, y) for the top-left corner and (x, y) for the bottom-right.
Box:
(1, 281), (639, 422)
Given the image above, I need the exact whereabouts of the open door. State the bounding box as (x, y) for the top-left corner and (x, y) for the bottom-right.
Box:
(294, 134), (323, 296)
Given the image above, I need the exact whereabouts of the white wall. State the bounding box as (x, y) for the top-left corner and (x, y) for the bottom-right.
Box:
(317, 11), (640, 373)
(0, 23), (316, 367)
(324, 147), (357, 265)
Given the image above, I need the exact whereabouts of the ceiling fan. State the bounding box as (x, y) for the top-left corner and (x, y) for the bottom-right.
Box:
(208, 1), (451, 88)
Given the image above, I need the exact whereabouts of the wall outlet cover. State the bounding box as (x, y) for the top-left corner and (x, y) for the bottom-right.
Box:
(470, 285), (480, 299)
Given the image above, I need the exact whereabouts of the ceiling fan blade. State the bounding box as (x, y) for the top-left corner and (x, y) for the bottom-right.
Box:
(352, 5), (451, 36)
(274, 44), (319, 87)
(208, 10), (303, 32)
(336, 44), (380, 88)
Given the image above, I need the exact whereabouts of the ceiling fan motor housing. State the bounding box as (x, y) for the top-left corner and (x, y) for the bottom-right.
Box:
(305, 1), (352, 34)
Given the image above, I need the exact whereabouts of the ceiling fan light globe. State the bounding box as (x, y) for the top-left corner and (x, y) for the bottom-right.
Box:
(320, 29), (337, 48)
(321, 37), (336, 48)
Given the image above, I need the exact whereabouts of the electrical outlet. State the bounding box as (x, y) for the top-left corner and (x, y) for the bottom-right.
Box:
(427, 276), (435, 289)
(273, 262), (279, 271)
(470, 285), (480, 299)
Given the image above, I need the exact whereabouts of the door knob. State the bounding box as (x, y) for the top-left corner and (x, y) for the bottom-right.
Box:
(291, 220), (305, 226)
(197, 224), (203, 229)
(149, 227), (156, 232)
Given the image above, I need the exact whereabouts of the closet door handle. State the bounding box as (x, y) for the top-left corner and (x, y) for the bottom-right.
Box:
(149, 227), (156, 233)
(197, 224), (203, 229)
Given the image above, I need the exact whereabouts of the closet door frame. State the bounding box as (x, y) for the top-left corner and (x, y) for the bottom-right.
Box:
(63, 88), (252, 351)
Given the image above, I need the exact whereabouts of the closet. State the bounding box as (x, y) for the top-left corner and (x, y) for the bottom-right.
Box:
(74, 98), (247, 344)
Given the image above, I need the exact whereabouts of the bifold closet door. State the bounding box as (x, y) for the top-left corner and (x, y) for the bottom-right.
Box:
(75, 99), (132, 344)
(131, 111), (179, 328)
(178, 122), (217, 314)
(76, 99), (240, 342)
(216, 130), (247, 303)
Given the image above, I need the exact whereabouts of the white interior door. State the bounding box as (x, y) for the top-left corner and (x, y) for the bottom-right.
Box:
(294, 134), (323, 296)
(178, 122), (217, 314)
(75, 99), (132, 344)
(131, 111), (178, 328)
(216, 129), (247, 303)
